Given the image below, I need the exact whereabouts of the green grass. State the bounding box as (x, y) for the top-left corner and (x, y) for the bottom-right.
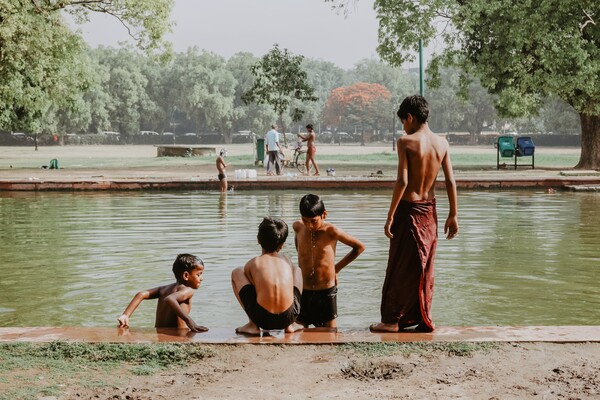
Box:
(0, 341), (215, 400)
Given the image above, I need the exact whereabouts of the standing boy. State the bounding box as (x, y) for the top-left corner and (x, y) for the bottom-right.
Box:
(297, 124), (320, 176)
(293, 194), (365, 328)
(216, 148), (229, 192)
(265, 124), (282, 176)
(117, 254), (208, 332)
(232, 217), (303, 335)
(370, 95), (458, 333)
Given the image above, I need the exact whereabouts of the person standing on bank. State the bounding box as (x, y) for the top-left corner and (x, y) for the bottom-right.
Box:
(265, 124), (282, 176)
(297, 124), (320, 176)
(370, 95), (458, 333)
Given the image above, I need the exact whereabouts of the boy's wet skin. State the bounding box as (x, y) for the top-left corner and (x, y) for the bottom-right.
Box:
(293, 194), (365, 328)
(117, 254), (208, 332)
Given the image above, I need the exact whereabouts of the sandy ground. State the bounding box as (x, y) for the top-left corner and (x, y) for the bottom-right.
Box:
(53, 342), (600, 400)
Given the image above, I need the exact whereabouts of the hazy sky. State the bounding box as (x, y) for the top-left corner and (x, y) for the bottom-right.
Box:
(73, 0), (384, 69)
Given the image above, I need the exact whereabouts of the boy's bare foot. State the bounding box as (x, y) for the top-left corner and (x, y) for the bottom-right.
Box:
(369, 322), (400, 332)
(314, 172), (320, 176)
(285, 322), (304, 333)
(235, 321), (261, 336)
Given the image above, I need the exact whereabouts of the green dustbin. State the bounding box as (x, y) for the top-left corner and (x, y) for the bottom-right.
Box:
(255, 138), (265, 165)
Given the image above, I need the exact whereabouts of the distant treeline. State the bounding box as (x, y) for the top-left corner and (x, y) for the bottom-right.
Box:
(2, 47), (582, 144)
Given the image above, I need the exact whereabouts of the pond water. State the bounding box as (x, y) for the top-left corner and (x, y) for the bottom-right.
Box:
(0, 189), (599, 328)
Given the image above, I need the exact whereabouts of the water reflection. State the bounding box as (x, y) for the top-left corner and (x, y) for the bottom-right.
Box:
(0, 190), (598, 328)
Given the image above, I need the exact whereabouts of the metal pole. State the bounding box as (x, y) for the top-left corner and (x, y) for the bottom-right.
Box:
(392, 110), (396, 151)
(419, 39), (424, 96)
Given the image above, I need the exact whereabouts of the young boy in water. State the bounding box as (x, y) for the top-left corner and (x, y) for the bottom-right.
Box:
(231, 217), (303, 335)
(117, 254), (208, 332)
(215, 148), (229, 192)
(293, 194), (365, 328)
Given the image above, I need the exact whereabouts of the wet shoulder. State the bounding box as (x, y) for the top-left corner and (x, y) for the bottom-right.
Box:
(292, 220), (304, 233)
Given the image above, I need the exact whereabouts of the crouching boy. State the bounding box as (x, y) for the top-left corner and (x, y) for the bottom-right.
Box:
(232, 217), (303, 335)
(117, 253), (208, 332)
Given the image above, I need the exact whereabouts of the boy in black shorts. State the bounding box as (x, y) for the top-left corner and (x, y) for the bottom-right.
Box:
(293, 194), (365, 329)
(231, 217), (303, 335)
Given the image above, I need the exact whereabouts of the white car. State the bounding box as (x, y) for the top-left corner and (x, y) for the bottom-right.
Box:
(103, 131), (120, 136)
(140, 130), (159, 136)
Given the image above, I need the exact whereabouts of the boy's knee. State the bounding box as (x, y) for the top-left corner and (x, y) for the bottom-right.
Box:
(231, 267), (244, 280)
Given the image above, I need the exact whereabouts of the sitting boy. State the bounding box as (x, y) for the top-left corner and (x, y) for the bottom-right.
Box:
(117, 253), (208, 332)
(232, 217), (303, 335)
(293, 194), (365, 328)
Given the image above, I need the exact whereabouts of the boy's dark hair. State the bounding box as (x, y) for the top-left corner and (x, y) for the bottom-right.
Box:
(306, 124), (313, 130)
(299, 194), (325, 218)
(172, 253), (203, 281)
(257, 217), (288, 253)
(397, 95), (429, 123)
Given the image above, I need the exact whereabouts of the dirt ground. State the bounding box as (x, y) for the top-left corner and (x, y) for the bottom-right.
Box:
(56, 342), (600, 400)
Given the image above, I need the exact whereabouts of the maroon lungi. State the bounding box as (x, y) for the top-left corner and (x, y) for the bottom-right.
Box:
(380, 199), (438, 331)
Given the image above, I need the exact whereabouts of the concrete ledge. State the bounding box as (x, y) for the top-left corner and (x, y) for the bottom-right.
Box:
(2, 177), (600, 191)
(0, 326), (598, 344)
(155, 145), (217, 157)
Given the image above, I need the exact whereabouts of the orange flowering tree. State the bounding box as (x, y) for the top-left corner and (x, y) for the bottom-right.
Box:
(321, 82), (392, 136)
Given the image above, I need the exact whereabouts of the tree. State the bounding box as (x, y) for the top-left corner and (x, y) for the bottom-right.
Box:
(169, 48), (236, 141)
(368, 0), (600, 168)
(322, 82), (392, 142)
(428, 68), (498, 144)
(227, 52), (277, 137)
(242, 44), (318, 144)
(0, 0), (173, 133)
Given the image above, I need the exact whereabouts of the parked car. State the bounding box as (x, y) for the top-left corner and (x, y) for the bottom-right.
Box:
(162, 132), (175, 136)
(102, 131), (120, 136)
(139, 130), (159, 136)
(182, 132), (197, 137)
(11, 132), (33, 142)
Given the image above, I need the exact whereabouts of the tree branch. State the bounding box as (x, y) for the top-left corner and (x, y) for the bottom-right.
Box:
(580, 9), (596, 32)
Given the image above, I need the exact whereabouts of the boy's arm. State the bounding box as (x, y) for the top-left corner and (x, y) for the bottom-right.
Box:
(331, 226), (365, 274)
(164, 288), (208, 332)
(385, 138), (409, 239)
(117, 286), (160, 327)
(441, 148), (459, 240)
(292, 221), (302, 252)
(282, 254), (303, 292)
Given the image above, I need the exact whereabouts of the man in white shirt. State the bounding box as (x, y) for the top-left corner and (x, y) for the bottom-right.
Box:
(265, 124), (282, 176)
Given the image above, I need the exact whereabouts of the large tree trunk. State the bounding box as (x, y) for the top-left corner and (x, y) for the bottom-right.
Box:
(576, 114), (600, 169)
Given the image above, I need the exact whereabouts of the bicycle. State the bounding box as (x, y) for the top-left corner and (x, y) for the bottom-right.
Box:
(280, 142), (315, 175)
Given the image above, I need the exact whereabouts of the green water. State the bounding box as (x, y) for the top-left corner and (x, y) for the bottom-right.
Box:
(0, 190), (598, 328)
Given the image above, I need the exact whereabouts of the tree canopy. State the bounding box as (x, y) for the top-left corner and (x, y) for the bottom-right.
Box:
(0, 0), (173, 133)
(364, 0), (600, 168)
(242, 44), (318, 142)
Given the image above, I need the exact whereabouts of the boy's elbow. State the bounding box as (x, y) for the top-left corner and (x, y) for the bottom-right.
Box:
(135, 291), (148, 301)
(354, 244), (366, 255)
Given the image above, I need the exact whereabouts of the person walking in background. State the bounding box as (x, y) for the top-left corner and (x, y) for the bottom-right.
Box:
(370, 95), (458, 334)
(297, 124), (320, 176)
(265, 124), (282, 176)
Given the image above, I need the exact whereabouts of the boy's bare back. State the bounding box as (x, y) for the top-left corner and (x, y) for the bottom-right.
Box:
(244, 253), (296, 314)
(398, 127), (450, 202)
